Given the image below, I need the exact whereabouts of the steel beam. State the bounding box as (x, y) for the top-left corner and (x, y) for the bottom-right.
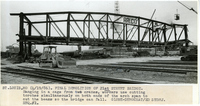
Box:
(46, 14), (49, 42)
(88, 14), (90, 42)
(112, 23), (114, 42)
(138, 18), (140, 45)
(151, 21), (154, 43)
(174, 25), (177, 41)
(123, 24), (125, 45)
(67, 13), (71, 43)
(106, 14), (109, 41)
(10, 11), (176, 26)
(163, 25), (167, 44)
(184, 25), (189, 47)
(98, 20), (101, 39)
(19, 12), (24, 55)
(28, 23), (32, 56)
(11, 11), (189, 53)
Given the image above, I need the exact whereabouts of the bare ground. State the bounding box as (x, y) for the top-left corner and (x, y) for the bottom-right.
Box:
(1, 56), (197, 84)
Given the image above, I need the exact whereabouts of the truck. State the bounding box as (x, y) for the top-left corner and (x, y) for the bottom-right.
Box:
(180, 45), (197, 61)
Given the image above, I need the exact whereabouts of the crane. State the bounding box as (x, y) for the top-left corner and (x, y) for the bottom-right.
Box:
(177, 1), (197, 61)
(178, 1), (198, 14)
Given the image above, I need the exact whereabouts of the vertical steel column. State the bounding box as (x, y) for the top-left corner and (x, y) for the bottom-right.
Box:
(126, 24), (128, 40)
(83, 20), (85, 39)
(151, 21), (154, 43)
(112, 23), (114, 42)
(148, 28), (150, 46)
(163, 24), (167, 44)
(49, 17), (51, 37)
(163, 24), (167, 53)
(173, 25), (177, 41)
(19, 12), (24, 55)
(98, 20), (101, 40)
(83, 14), (88, 40)
(46, 14), (49, 42)
(138, 18), (140, 45)
(123, 24), (125, 45)
(88, 14), (90, 43)
(157, 30), (160, 42)
(24, 29), (27, 58)
(184, 25), (188, 47)
(67, 13), (71, 43)
(28, 23), (32, 56)
(106, 14), (109, 41)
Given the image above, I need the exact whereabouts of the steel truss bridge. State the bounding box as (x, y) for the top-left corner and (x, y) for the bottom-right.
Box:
(11, 11), (189, 56)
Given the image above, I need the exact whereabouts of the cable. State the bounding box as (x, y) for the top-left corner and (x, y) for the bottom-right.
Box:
(178, 1), (197, 14)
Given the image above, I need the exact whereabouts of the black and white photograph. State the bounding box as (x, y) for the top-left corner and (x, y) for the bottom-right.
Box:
(0, 0), (199, 105)
(1, 0), (198, 84)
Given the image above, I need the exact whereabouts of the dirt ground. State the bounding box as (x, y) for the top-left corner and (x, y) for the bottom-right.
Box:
(1, 56), (197, 84)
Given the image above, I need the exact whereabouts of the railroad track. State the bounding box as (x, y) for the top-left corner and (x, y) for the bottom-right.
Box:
(111, 63), (197, 69)
(1, 67), (89, 84)
(1, 66), (151, 84)
(123, 60), (197, 65)
(87, 61), (197, 74)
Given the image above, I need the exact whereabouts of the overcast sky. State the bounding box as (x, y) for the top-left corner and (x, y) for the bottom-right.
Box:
(1, 0), (198, 52)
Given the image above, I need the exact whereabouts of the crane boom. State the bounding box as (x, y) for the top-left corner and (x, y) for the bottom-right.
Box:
(178, 1), (198, 14)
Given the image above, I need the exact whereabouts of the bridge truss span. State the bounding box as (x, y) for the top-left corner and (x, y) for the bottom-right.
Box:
(11, 11), (189, 56)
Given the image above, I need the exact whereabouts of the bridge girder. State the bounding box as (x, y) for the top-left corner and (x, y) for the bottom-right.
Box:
(11, 11), (189, 56)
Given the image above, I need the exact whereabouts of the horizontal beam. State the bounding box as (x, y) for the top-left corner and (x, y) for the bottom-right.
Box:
(10, 11), (186, 26)
(24, 19), (156, 30)
(17, 35), (187, 47)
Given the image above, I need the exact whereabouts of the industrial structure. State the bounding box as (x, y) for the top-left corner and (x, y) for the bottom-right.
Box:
(10, 11), (190, 58)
